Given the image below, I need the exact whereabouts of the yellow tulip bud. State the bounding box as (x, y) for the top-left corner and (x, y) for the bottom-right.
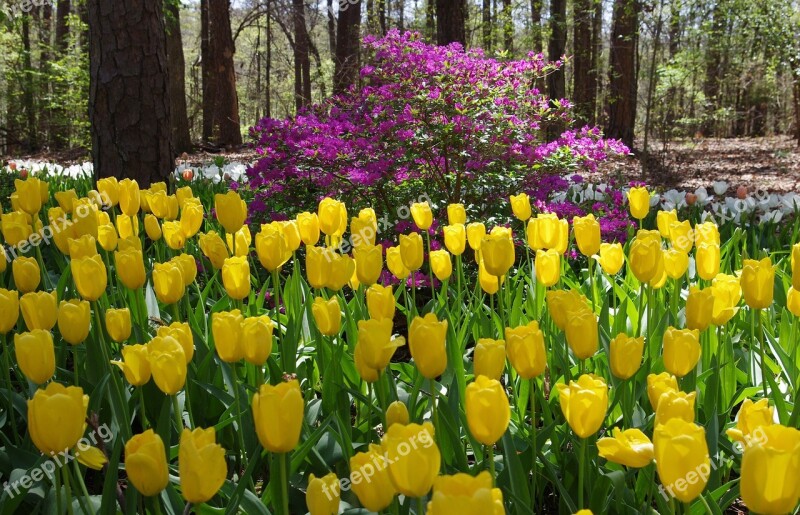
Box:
(55, 190), (79, 213)
(411, 202), (433, 230)
(466, 375), (510, 445)
(143, 214), (162, 241)
(668, 220), (693, 253)
(409, 313), (448, 379)
(125, 429), (169, 496)
(296, 212), (321, 246)
(96, 223), (118, 252)
(96, 177), (119, 206)
(365, 284), (395, 321)
(573, 214), (601, 257)
(2, 211), (33, 246)
(0, 289), (20, 333)
(646, 372), (679, 411)
(694, 222), (720, 247)
(147, 335), (187, 395)
(326, 253), (355, 291)
(27, 382), (88, 455)
(447, 203), (466, 225)
(318, 198), (347, 237)
(357, 318), (405, 371)
(429, 250), (452, 281)
(20, 290), (58, 330)
(279, 220), (302, 252)
(386, 401), (410, 428)
(473, 338), (506, 380)
(256, 224), (291, 272)
(111, 344), (152, 386)
(57, 299), (91, 345)
(609, 333), (644, 380)
(214, 191), (247, 234)
(565, 309), (598, 360)
(226, 225), (252, 257)
(663, 248), (689, 279)
(119, 179), (140, 216)
(597, 428), (654, 468)
(386, 246), (410, 280)
(354, 244), (383, 286)
(740, 424), (800, 515)
(116, 214), (140, 240)
(159, 220), (184, 250)
(685, 286), (714, 331)
(741, 257), (775, 309)
(222, 256), (250, 300)
(556, 374), (608, 438)
(15, 330), (55, 383)
(788, 287), (800, 317)
(656, 210), (678, 238)
(695, 243), (720, 281)
(535, 248), (560, 287)
(106, 308), (132, 342)
(399, 233), (424, 271)
(180, 198), (204, 238)
(312, 297), (342, 336)
(350, 444), (397, 511)
(307, 473), (340, 515)
(179, 427), (226, 503)
(14, 178), (43, 214)
(653, 419), (710, 503)
(240, 315), (273, 366)
(481, 233), (515, 277)
(427, 471), (503, 515)
(354, 341), (380, 383)
(725, 398), (774, 446)
(466, 222), (486, 250)
(655, 390), (696, 425)
(443, 224), (466, 256)
(198, 231), (229, 270)
(627, 187), (650, 219)
(12, 255), (41, 293)
(382, 422), (440, 497)
(252, 379), (304, 453)
(509, 193), (532, 221)
(504, 321), (546, 379)
(629, 236), (663, 283)
(662, 327), (701, 377)
(478, 259), (502, 294)
(212, 310), (244, 363)
(114, 246), (146, 290)
(598, 243), (624, 275)
(153, 261), (185, 304)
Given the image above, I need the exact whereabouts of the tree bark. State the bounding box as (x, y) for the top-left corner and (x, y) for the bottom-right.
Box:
(502, 0), (512, 52)
(327, 0), (336, 59)
(793, 75), (800, 145)
(530, 0), (542, 53)
(293, 0), (312, 108)
(547, 0), (567, 100)
(201, 0), (213, 140)
(88, 0), (174, 186)
(166, 1), (192, 153)
(333, 0), (361, 95)
(436, 0), (466, 46)
(702, 1), (723, 136)
(21, 16), (38, 151)
(572, 0), (594, 124)
(482, 0), (492, 51)
(53, 0), (71, 148)
(55, 0), (70, 53)
(606, 0), (639, 149)
(207, 0), (242, 145)
(426, 0), (435, 40)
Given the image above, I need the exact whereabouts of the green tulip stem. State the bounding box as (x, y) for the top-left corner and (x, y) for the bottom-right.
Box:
(756, 308), (768, 399)
(697, 494), (714, 515)
(138, 387), (149, 429)
(63, 460), (75, 515)
(171, 302), (181, 323)
(416, 496), (425, 515)
(367, 382), (375, 441)
(588, 259), (596, 311)
(280, 452), (290, 515)
(636, 284), (646, 338)
(231, 367), (247, 472)
(182, 502), (192, 515)
(54, 463), (63, 515)
(172, 394), (183, 434)
(425, 231), (435, 301)
(529, 378), (538, 506)
(35, 244), (52, 290)
(149, 497), (164, 515)
(496, 276), (507, 336)
(92, 303), (131, 440)
(1, 333), (19, 442)
(455, 254), (463, 316)
(73, 345), (81, 386)
(485, 444), (495, 481)
(430, 379), (440, 456)
(72, 458), (95, 515)
(411, 281), (417, 318)
(578, 437), (587, 509)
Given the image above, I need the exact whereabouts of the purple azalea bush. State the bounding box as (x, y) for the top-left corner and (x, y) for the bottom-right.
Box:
(247, 30), (630, 238)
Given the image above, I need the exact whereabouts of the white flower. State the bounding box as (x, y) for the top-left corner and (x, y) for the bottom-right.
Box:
(693, 187), (710, 206)
(661, 189), (684, 208)
(712, 181), (728, 196)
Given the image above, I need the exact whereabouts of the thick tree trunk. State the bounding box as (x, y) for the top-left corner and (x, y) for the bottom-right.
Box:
(482, 0), (492, 51)
(88, 0), (174, 186)
(606, 0), (639, 149)
(21, 16), (38, 151)
(530, 0), (542, 53)
(333, 0), (361, 95)
(436, 0), (466, 46)
(502, 0), (512, 52)
(547, 0), (567, 100)
(166, 2), (192, 153)
(573, 0), (594, 124)
(426, 0), (435, 40)
(201, 0), (213, 140)
(52, 0), (71, 148)
(293, 0), (312, 108)
(208, 0), (242, 145)
(589, 0), (602, 124)
(55, 0), (70, 53)
(327, 0), (336, 59)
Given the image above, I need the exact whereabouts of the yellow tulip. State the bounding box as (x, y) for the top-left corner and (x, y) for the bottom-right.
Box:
(740, 424), (800, 515)
(119, 179), (140, 216)
(505, 321), (546, 379)
(546, 289), (588, 330)
(226, 225), (252, 256)
(696, 243), (720, 281)
(535, 248), (560, 287)
(20, 290), (58, 330)
(573, 214), (601, 256)
(15, 330), (55, 384)
(354, 342), (380, 383)
(646, 372), (679, 411)
(55, 190), (79, 213)
(111, 344), (152, 386)
(629, 236), (663, 283)
(296, 212), (321, 245)
(71, 198), (99, 239)
(350, 444), (397, 512)
(447, 203), (467, 225)
(256, 224), (291, 272)
(116, 213), (139, 240)
(312, 297), (342, 336)
(662, 327), (701, 377)
(12, 256), (40, 293)
(222, 256), (250, 300)
(473, 338), (506, 380)
(125, 430), (169, 496)
(156, 322), (193, 363)
(318, 198), (347, 237)
(481, 233), (515, 277)
(14, 177), (43, 214)
(655, 390), (696, 425)
(509, 193), (532, 221)
(386, 401), (410, 428)
(196, 231), (228, 270)
(653, 419), (710, 503)
(175, 186), (194, 208)
(411, 202), (434, 230)
(57, 299), (91, 345)
(726, 398), (774, 446)
(97, 222), (119, 252)
(326, 253), (354, 291)
(364, 284), (395, 321)
(153, 261), (185, 304)
(0, 289), (20, 334)
(466, 222), (486, 250)
(106, 308), (132, 342)
(598, 243), (624, 275)
(180, 198), (204, 238)
(694, 221), (720, 247)
(178, 427), (226, 503)
(399, 233), (424, 271)
(741, 257), (775, 309)
(788, 287), (800, 317)
(443, 224), (466, 256)
(354, 244), (383, 286)
(427, 471), (503, 515)
(214, 191), (248, 234)
(27, 382), (88, 455)
(669, 220), (694, 253)
(351, 214), (378, 248)
(306, 246), (332, 288)
(430, 250), (452, 281)
(627, 187), (650, 219)
(114, 246), (146, 290)
(212, 310), (244, 363)
(478, 259), (502, 295)
(565, 309), (598, 360)
(409, 313), (448, 379)
(356, 318), (405, 371)
(597, 428), (654, 468)
(147, 335), (187, 395)
(609, 333), (644, 380)
(240, 315), (273, 366)
(684, 286), (713, 331)
(663, 248), (689, 279)
(144, 214), (162, 240)
(383, 422), (440, 497)
(307, 472), (340, 515)
(466, 375), (510, 445)
(656, 210), (678, 238)
(1, 211), (33, 246)
(252, 379), (304, 453)
(380, 246), (407, 281)
(556, 374), (608, 438)
(96, 177), (119, 206)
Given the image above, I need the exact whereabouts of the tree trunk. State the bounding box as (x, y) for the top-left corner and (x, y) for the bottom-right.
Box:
(266, 0), (272, 118)
(379, 0), (387, 34)
(327, 0), (336, 59)
(547, 0), (567, 100)
(55, 0), (70, 53)
(21, 16), (38, 151)
(208, 0), (242, 145)
(53, 0), (71, 148)
(293, 0), (312, 109)
(166, 1), (192, 153)
(530, 0), (542, 53)
(702, 1), (723, 136)
(426, 0), (435, 40)
(88, 0), (174, 186)
(792, 75), (800, 145)
(482, 0), (492, 51)
(502, 0), (512, 52)
(201, 0), (213, 140)
(436, 0), (466, 46)
(572, 0), (594, 124)
(333, 0), (361, 95)
(589, 0), (602, 124)
(606, 0), (639, 149)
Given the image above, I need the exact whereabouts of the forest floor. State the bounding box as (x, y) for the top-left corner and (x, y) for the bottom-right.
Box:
(6, 136), (799, 192)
